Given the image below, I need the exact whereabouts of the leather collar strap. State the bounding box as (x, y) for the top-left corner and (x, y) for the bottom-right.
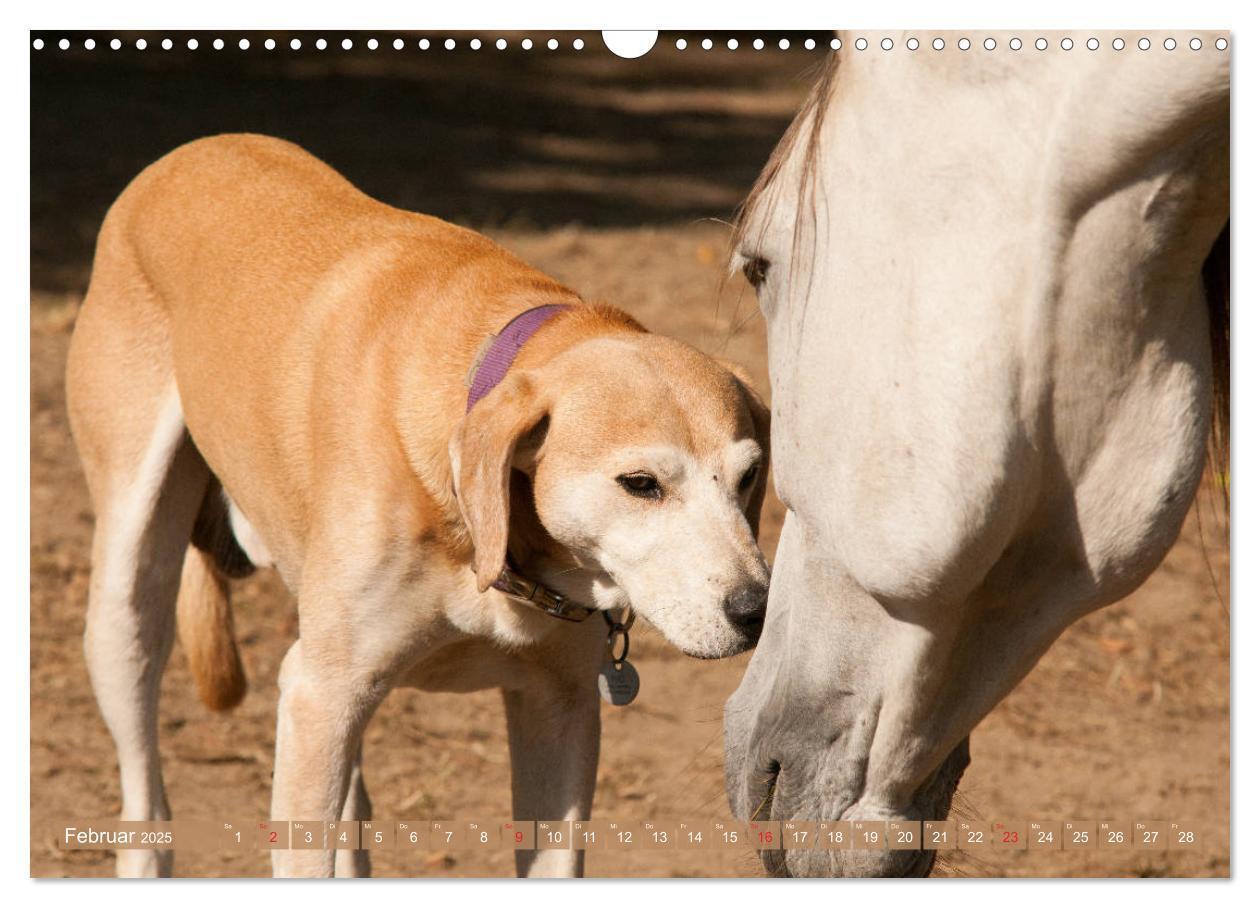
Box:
(492, 562), (600, 623)
(465, 303), (571, 413)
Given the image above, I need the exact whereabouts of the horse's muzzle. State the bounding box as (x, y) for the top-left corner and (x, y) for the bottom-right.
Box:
(728, 738), (972, 878)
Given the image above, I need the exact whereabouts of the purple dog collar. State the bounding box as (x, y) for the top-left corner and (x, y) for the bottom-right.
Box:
(465, 304), (570, 413)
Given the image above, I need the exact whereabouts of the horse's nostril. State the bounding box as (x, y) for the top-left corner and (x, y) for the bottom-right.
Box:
(723, 583), (768, 631)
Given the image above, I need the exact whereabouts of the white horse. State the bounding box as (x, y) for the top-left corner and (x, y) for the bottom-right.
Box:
(723, 31), (1229, 877)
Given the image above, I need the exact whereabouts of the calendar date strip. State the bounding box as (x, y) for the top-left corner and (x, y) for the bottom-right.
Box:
(57, 818), (1208, 853)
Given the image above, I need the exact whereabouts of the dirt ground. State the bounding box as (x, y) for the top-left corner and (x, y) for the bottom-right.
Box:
(29, 33), (1229, 878)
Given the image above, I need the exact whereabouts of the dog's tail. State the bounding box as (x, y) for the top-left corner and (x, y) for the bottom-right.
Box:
(177, 478), (256, 711)
(176, 544), (248, 711)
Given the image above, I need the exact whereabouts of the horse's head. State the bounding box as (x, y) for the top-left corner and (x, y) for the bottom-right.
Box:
(723, 32), (1228, 877)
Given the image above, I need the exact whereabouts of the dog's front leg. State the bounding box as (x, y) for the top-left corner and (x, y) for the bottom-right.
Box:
(333, 746), (372, 877)
(503, 673), (601, 878)
(269, 638), (388, 878)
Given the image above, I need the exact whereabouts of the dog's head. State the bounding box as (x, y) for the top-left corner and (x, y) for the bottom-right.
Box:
(451, 334), (771, 658)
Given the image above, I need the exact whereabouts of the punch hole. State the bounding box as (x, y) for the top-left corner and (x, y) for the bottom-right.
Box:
(804, 38), (816, 50)
(855, 37), (868, 51)
(932, 37), (944, 50)
(32, 38), (43, 50)
(675, 38), (687, 50)
(727, 38), (738, 50)
(341, 38), (353, 50)
(702, 38), (713, 51)
(958, 37), (970, 50)
(366, 38), (378, 50)
(472, 38), (484, 50)
(1087, 37), (1099, 50)
(754, 38), (766, 51)
(214, 38), (224, 50)
(830, 37), (841, 50)
(906, 37), (919, 50)
(778, 38), (789, 50)
(1010, 37), (1022, 50)
(239, 38), (251, 50)
(314, 38), (326, 50)
(392, 38), (402, 50)
(111, 38), (121, 50)
(1035, 37), (1048, 50)
(1138, 37), (1150, 51)
(265, 38), (277, 50)
(547, 38), (558, 50)
(601, 30), (657, 59)
(446, 38), (457, 50)
(1164, 38), (1176, 50)
(187, 38), (199, 50)
(494, 38), (505, 50)
(1216, 37), (1228, 50)
(1061, 37), (1073, 50)
(983, 37), (996, 50)
(1190, 37), (1203, 50)
(135, 38), (146, 50)
(521, 38), (533, 50)
(572, 38), (584, 50)
(85, 38), (96, 50)
(1113, 38), (1125, 50)
(159, 38), (170, 50)
(293, 38), (303, 50)
(881, 38), (893, 51)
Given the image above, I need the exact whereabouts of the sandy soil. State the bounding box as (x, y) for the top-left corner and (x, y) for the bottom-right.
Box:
(29, 33), (1229, 878)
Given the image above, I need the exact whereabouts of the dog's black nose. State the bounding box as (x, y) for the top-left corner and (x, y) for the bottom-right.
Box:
(723, 583), (768, 636)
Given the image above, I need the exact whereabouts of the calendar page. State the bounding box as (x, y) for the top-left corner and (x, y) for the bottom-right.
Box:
(28, 20), (1230, 883)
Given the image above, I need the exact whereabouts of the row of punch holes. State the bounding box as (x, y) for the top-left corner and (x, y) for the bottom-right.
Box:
(32, 34), (1230, 53)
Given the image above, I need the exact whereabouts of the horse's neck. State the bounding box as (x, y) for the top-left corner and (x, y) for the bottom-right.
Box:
(815, 44), (1227, 610)
(1025, 57), (1226, 606)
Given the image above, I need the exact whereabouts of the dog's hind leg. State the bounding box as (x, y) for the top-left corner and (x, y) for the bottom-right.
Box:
(67, 224), (210, 877)
(80, 394), (207, 876)
(83, 392), (208, 877)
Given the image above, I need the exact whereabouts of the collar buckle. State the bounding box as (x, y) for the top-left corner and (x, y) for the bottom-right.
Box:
(493, 565), (596, 623)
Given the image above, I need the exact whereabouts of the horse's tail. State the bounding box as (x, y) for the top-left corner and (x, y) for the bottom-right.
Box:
(1203, 222), (1229, 514)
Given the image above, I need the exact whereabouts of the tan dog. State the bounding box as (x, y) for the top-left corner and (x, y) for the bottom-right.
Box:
(65, 134), (771, 878)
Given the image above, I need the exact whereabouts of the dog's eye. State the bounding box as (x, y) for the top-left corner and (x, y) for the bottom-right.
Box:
(738, 463), (760, 493)
(617, 472), (662, 500)
(742, 256), (770, 289)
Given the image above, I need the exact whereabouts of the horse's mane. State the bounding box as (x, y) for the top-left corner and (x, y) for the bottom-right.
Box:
(731, 57), (839, 261)
(732, 56), (1230, 512)
(1204, 223), (1230, 511)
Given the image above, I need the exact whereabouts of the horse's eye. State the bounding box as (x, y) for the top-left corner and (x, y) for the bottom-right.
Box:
(617, 472), (663, 500)
(742, 256), (770, 289)
(739, 463), (760, 493)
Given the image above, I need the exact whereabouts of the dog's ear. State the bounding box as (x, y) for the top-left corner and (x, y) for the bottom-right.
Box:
(450, 372), (550, 592)
(722, 361), (772, 540)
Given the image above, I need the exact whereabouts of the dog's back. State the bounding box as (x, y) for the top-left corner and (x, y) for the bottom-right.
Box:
(72, 133), (576, 563)
(110, 134), (525, 319)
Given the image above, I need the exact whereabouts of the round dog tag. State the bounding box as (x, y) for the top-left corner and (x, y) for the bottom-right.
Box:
(597, 659), (640, 706)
